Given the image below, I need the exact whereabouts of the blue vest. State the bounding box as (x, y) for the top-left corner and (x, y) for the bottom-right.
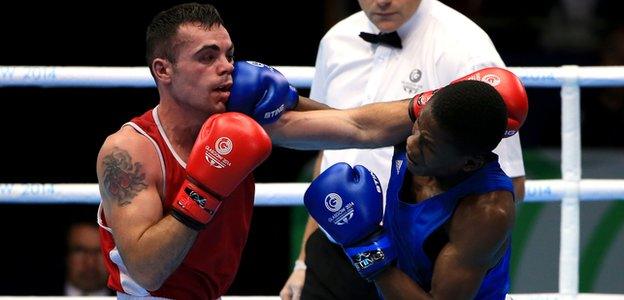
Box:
(383, 147), (513, 300)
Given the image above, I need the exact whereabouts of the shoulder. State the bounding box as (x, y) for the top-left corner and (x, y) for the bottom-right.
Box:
(449, 190), (515, 249)
(97, 126), (162, 188)
(458, 191), (514, 226)
(98, 126), (157, 160)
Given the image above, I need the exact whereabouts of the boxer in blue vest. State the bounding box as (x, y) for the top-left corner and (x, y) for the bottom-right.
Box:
(306, 80), (523, 300)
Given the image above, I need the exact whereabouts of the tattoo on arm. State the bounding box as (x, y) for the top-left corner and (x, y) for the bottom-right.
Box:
(102, 147), (148, 206)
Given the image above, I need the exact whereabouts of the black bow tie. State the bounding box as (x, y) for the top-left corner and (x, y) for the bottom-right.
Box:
(359, 31), (403, 49)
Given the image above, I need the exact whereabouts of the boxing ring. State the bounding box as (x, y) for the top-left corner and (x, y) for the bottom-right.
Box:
(1, 65), (624, 300)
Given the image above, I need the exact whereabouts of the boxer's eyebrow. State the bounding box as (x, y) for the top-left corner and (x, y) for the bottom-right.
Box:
(195, 44), (234, 55)
(196, 44), (220, 54)
(417, 118), (436, 150)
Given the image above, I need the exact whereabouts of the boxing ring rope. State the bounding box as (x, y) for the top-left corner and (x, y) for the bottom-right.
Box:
(2, 65), (624, 88)
(0, 66), (315, 89)
(0, 180), (623, 205)
(2, 65), (624, 300)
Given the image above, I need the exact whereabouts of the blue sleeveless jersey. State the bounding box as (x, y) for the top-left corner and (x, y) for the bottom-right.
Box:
(383, 147), (514, 300)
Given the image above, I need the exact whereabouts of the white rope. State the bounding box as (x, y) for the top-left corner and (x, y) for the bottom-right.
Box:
(0, 66), (154, 88)
(0, 66), (314, 88)
(509, 66), (624, 87)
(0, 180), (622, 205)
(2, 66), (624, 88)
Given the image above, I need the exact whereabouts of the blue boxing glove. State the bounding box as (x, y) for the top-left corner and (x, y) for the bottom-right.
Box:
(304, 163), (396, 281)
(227, 61), (299, 124)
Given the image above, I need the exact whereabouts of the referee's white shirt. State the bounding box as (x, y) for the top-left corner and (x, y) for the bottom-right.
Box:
(310, 0), (525, 200)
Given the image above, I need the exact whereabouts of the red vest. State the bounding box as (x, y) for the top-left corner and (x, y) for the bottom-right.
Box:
(99, 107), (255, 299)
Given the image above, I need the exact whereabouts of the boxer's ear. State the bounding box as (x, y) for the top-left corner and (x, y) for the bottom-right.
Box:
(463, 155), (484, 172)
(152, 58), (173, 84)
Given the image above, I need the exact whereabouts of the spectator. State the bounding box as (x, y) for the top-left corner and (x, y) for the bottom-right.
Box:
(64, 222), (111, 296)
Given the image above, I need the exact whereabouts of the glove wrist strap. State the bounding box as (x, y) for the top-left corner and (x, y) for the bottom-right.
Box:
(171, 210), (205, 231)
(171, 180), (222, 230)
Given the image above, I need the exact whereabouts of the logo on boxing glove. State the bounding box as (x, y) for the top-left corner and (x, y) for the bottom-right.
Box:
(185, 187), (207, 207)
(215, 137), (233, 155)
(351, 249), (386, 271)
(481, 74), (501, 86)
(325, 192), (355, 226)
(462, 72), (501, 87)
(176, 187), (216, 217)
(264, 104), (285, 120)
(324, 193), (343, 212)
(370, 171), (382, 194)
(246, 61), (277, 73)
(204, 137), (233, 169)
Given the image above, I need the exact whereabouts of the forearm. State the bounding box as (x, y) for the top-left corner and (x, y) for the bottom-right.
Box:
(269, 99), (412, 150)
(350, 99), (412, 146)
(120, 215), (198, 291)
(375, 266), (432, 300)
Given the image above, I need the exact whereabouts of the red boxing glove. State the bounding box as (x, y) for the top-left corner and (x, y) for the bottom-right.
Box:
(171, 112), (272, 230)
(455, 67), (528, 137)
(409, 67), (528, 137)
(408, 89), (436, 123)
